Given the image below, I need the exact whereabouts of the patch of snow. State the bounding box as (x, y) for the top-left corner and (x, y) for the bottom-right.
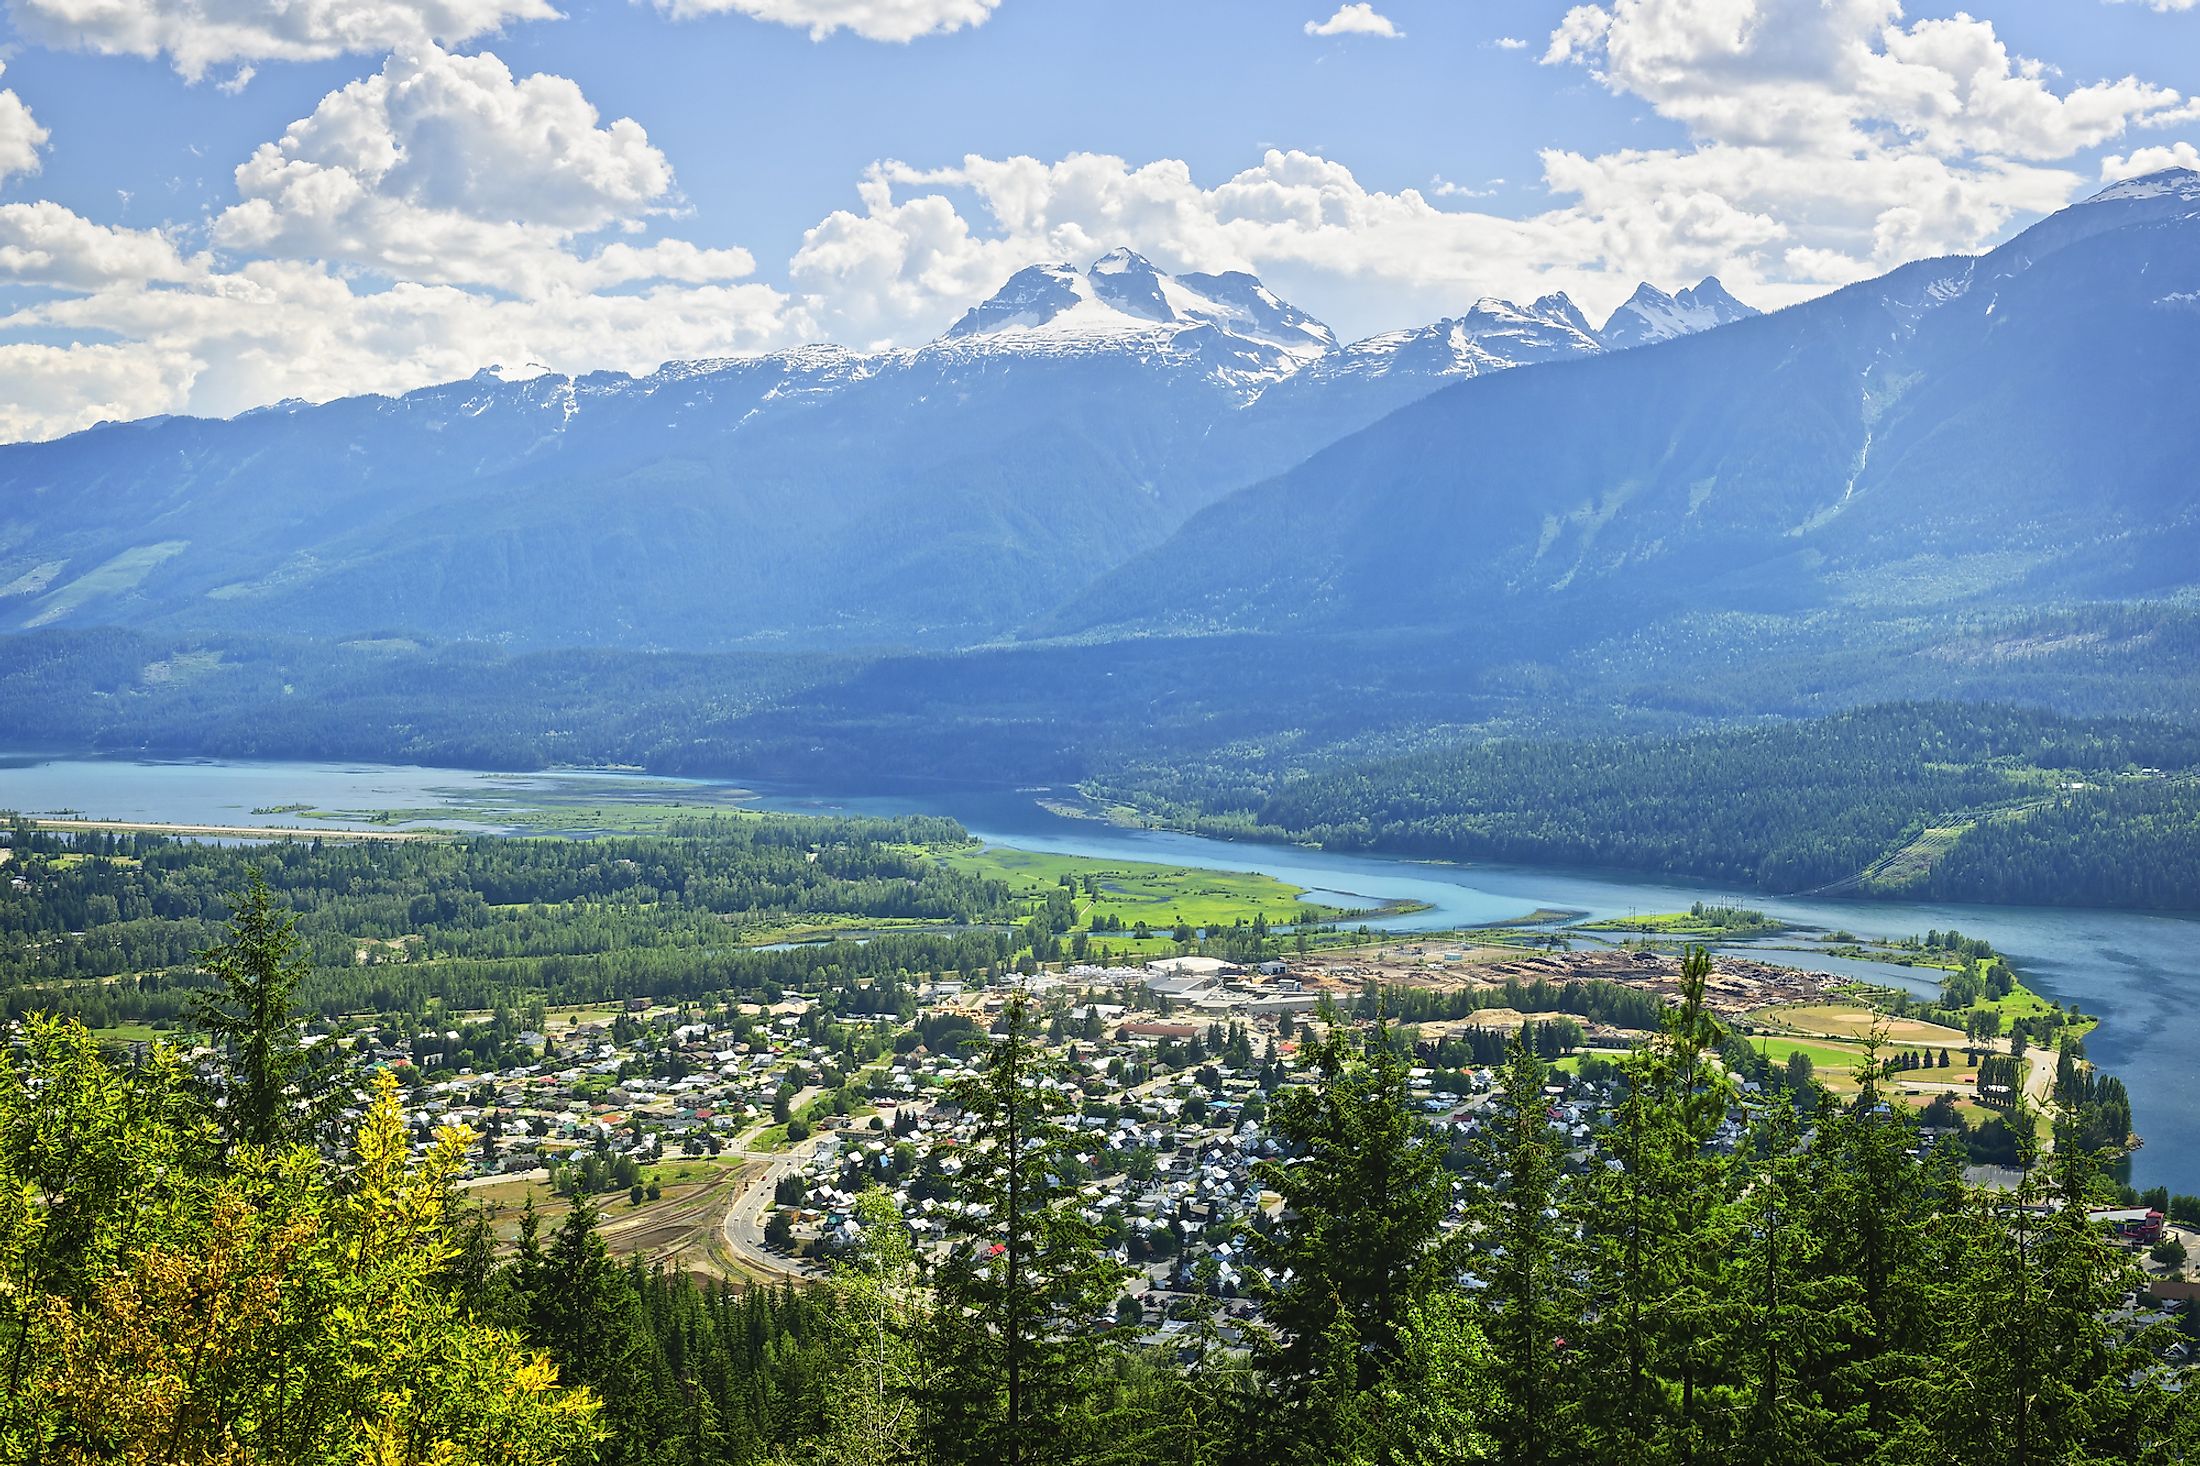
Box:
(2086, 167), (2200, 206)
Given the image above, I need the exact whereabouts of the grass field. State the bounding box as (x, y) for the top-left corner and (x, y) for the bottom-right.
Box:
(304, 772), (764, 834)
(734, 913), (955, 947)
(1742, 1030), (1982, 1109)
(331, 795), (759, 833)
(1578, 907), (1782, 938)
(1551, 1049), (1631, 1075)
(937, 844), (1360, 934)
(1749, 1035), (1881, 1089)
(541, 1004), (627, 1029)
(46, 852), (140, 871)
(89, 1022), (166, 1043)
(1968, 984), (2069, 1025)
(1858, 822), (1974, 890)
(1757, 1001), (1969, 1047)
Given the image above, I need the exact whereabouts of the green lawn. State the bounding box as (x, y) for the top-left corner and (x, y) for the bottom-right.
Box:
(1578, 908), (1782, 938)
(734, 914), (951, 946)
(45, 852), (141, 871)
(89, 1022), (166, 1043)
(1748, 1035), (1881, 1090)
(1950, 982), (2094, 1038)
(936, 844), (1361, 933)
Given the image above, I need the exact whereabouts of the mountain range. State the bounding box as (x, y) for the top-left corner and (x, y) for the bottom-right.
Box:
(0, 244), (1751, 649)
(1056, 168), (2200, 642)
(4, 169), (2200, 792)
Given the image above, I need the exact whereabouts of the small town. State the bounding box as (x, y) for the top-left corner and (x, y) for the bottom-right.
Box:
(197, 936), (2183, 1357)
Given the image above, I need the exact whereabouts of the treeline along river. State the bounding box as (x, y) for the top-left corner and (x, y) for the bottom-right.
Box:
(4, 753), (2197, 1190)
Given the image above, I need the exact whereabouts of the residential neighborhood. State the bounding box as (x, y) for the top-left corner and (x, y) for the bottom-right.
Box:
(121, 939), (2188, 1345)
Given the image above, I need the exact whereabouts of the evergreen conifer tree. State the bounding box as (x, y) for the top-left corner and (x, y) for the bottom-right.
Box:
(190, 868), (339, 1149)
(923, 992), (1129, 1464)
(1472, 1036), (1578, 1465)
(1249, 1014), (1458, 1452)
(813, 1187), (925, 1465)
(1576, 947), (1738, 1461)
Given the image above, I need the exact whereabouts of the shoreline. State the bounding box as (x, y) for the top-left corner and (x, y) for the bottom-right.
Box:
(18, 816), (437, 842)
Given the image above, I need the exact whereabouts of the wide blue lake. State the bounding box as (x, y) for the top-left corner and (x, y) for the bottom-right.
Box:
(5, 753), (2197, 1191)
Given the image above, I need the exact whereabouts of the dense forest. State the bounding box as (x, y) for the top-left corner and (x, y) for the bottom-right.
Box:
(1912, 775), (2200, 908)
(1115, 703), (2200, 909)
(0, 814), (1022, 1027)
(8, 598), (2200, 792)
(7, 927), (2196, 1465)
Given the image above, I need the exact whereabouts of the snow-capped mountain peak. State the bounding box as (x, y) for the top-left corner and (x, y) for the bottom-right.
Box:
(1292, 290), (1606, 396)
(936, 250), (1336, 382)
(1529, 291), (1597, 339)
(942, 262), (1093, 338)
(1085, 247), (1178, 322)
(2086, 166), (2200, 207)
(1598, 276), (1761, 349)
(1173, 269), (1340, 355)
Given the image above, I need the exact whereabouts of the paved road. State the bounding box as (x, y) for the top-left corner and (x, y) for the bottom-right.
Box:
(2020, 1043), (2063, 1152)
(720, 1135), (829, 1281)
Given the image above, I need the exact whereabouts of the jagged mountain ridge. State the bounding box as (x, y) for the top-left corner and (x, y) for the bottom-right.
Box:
(0, 251), (1748, 649)
(1049, 170), (2200, 642)
(1596, 277), (1759, 349)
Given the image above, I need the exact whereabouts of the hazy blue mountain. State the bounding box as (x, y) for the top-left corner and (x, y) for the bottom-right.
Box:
(0, 251), (1708, 650)
(1053, 170), (2200, 641)
(1238, 293), (1607, 450)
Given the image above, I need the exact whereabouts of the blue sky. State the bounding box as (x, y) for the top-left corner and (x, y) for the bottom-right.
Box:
(0, 0), (2193, 440)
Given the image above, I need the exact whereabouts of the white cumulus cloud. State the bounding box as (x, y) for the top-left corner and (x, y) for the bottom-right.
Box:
(648, 0), (1000, 41)
(1305, 3), (1402, 39)
(0, 48), (803, 442)
(211, 45), (714, 293)
(0, 245), (803, 440)
(788, 0), (2200, 356)
(3, 0), (559, 82)
(2102, 140), (2200, 179)
(0, 203), (203, 290)
(1545, 0), (2193, 156)
(2, 0), (2194, 444)
(1536, 0), (2200, 285)
(0, 65), (49, 183)
(0, 339), (199, 443)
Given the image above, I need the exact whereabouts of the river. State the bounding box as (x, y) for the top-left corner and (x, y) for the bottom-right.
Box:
(4, 753), (2196, 1192)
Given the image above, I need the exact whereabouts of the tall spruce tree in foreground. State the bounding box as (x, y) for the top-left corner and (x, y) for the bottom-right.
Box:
(190, 867), (337, 1149)
(1922, 1122), (2171, 1465)
(923, 991), (1128, 1465)
(1473, 1036), (1578, 1466)
(1250, 1015), (1460, 1459)
(508, 1196), (690, 1463)
(1576, 946), (1739, 1463)
(1808, 1036), (1947, 1461)
(1729, 1091), (1859, 1466)
(1107, 1254), (1253, 1466)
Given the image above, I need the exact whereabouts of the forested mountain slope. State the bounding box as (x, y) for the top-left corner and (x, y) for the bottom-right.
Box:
(1124, 703), (2200, 909)
(1054, 170), (2200, 641)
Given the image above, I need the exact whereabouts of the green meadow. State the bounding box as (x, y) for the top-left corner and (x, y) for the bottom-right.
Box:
(936, 844), (1361, 935)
